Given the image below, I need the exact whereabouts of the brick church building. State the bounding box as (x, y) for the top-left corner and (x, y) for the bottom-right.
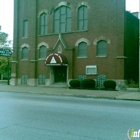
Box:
(11, 0), (139, 86)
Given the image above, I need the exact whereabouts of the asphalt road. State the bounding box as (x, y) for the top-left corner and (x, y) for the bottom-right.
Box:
(0, 92), (140, 140)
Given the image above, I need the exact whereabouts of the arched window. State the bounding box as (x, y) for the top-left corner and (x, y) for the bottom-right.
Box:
(78, 42), (87, 57)
(39, 45), (47, 59)
(40, 13), (48, 35)
(54, 6), (71, 33)
(97, 40), (107, 56)
(78, 5), (88, 30)
(22, 47), (28, 59)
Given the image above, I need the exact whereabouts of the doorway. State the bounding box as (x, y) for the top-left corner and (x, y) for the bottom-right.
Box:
(54, 66), (67, 83)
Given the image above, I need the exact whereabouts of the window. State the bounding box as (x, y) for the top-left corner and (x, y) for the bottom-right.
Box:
(86, 66), (97, 75)
(23, 20), (28, 37)
(40, 13), (48, 35)
(78, 6), (88, 30)
(39, 45), (46, 59)
(38, 75), (46, 85)
(22, 47), (28, 59)
(97, 40), (107, 56)
(78, 42), (87, 57)
(54, 6), (71, 33)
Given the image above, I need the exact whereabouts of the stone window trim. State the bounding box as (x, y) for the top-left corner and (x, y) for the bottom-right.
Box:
(20, 43), (30, 51)
(53, 1), (72, 11)
(76, 2), (90, 10)
(93, 36), (110, 45)
(38, 10), (49, 17)
(77, 56), (88, 59)
(75, 38), (90, 46)
(38, 42), (49, 49)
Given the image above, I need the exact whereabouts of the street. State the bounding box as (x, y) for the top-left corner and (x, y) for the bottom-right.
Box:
(0, 92), (140, 140)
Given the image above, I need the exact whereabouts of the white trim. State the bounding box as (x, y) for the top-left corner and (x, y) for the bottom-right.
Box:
(54, 1), (72, 10)
(20, 43), (30, 50)
(93, 36), (110, 45)
(38, 42), (49, 49)
(86, 65), (97, 75)
(53, 34), (67, 49)
(77, 2), (90, 10)
(75, 38), (90, 46)
(116, 56), (127, 59)
(38, 10), (49, 17)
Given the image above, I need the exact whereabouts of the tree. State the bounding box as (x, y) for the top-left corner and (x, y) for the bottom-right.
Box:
(0, 56), (12, 74)
(0, 26), (8, 45)
(0, 26), (12, 81)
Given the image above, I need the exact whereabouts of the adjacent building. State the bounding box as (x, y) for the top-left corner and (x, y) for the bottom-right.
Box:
(11, 0), (139, 86)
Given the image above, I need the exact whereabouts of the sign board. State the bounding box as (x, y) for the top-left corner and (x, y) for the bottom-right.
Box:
(0, 48), (12, 57)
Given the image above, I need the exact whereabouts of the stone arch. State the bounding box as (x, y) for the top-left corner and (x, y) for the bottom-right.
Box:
(54, 1), (72, 9)
(38, 10), (49, 17)
(93, 36), (110, 45)
(75, 38), (90, 46)
(20, 43), (30, 50)
(77, 1), (90, 10)
(38, 42), (49, 49)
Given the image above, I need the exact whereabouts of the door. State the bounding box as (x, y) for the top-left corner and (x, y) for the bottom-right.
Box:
(54, 66), (67, 83)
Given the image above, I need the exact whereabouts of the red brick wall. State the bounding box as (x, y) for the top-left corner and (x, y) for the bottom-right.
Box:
(13, 0), (132, 82)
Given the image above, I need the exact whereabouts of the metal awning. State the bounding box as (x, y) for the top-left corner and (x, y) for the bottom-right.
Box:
(45, 53), (68, 66)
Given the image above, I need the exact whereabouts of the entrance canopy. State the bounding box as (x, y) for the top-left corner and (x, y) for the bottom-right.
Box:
(45, 53), (68, 66)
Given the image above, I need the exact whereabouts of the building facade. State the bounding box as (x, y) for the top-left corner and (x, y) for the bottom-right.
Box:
(11, 0), (139, 86)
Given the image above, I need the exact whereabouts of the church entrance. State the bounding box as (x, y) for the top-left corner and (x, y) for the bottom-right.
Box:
(54, 66), (67, 83)
(45, 53), (68, 85)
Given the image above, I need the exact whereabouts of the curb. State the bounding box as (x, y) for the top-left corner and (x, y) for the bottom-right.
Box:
(0, 85), (140, 101)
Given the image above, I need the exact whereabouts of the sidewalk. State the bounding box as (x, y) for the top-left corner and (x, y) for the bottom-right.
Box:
(0, 85), (140, 101)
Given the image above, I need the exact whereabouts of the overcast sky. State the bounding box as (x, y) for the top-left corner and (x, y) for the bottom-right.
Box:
(0, 0), (139, 41)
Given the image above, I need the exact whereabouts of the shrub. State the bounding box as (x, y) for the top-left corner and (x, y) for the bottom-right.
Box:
(69, 80), (80, 88)
(127, 79), (139, 88)
(81, 79), (96, 89)
(103, 80), (116, 90)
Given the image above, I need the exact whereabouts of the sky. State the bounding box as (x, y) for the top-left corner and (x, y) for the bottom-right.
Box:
(0, 0), (139, 41)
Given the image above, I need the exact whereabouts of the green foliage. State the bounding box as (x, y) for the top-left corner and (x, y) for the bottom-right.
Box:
(0, 56), (12, 74)
(69, 80), (80, 88)
(0, 26), (12, 75)
(81, 79), (95, 89)
(0, 31), (8, 45)
(127, 79), (139, 88)
(104, 80), (116, 90)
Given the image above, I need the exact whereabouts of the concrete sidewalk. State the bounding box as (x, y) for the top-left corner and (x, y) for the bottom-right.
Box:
(0, 85), (140, 101)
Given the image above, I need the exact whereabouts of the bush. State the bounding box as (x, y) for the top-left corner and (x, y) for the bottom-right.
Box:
(69, 80), (80, 88)
(103, 80), (116, 90)
(81, 79), (96, 89)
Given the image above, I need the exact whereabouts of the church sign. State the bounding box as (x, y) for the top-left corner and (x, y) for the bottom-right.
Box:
(0, 48), (12, 57)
